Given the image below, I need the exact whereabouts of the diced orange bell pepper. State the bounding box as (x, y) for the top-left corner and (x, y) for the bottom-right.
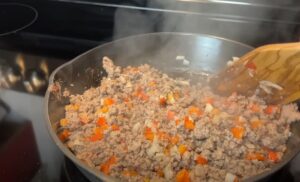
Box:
(97, 117), (107, 126)
(60, 118), (69, 127)
(100, 156), (117, 175)
(175, 119), (181, 126)
(89, 132), (103, 142)
(176, 169), (190, 182)
(231, 127), (245, 139)
(100, 163), (110, 174)
(65, 104), (79, 111)
(188, 106), (203, 116)
(167, 110), (176, 120)
(144, 127), (154, 141)
(160, 97), (167, 107)
(246, 152), (265, 161)
(97, 117), (109, 130)
(107, 155), (117, 165)
(178, 144), (187, 155)
(100, 106), (109, 113)
(184, 116), (195, 130)
(59, 129), (70, 142)
(104, 98), (115, 106)
(268, 150), (279, 162)
(94, 127), (102, 135)
(196, 155), (208, 165)
(89, 127), (104, 142)
(264, 105), (278, 115)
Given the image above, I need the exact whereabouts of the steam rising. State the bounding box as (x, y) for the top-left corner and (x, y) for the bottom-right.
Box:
(113, 0), (300, 46)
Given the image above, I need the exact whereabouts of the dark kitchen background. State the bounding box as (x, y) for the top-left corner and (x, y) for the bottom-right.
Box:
(1, 0), (300, 181)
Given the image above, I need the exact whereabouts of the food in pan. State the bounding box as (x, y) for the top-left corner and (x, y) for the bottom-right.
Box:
(57, 57), (300, 182)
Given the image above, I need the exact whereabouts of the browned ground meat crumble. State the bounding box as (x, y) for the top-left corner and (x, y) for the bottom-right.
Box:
(57, 57), (300, 182)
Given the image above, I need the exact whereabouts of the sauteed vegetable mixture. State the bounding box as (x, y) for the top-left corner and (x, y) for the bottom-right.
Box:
(58, 57), (300, 182)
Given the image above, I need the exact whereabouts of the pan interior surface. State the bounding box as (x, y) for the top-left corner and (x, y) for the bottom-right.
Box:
(45, 33), (300, 182)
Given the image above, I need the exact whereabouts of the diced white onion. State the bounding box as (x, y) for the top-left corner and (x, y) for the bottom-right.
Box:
(259, 84), (272, 94)
(164, 163), (174, 179)
(227, 60), (234, 67)
(147, 136), (161, 157)
(248, 70), (254, 77)
(225, 173), (238, 182)
(227, 57), (240, 67)
(145, 119), (152, 128)
(183, 59), (190, 65)
(205, 103), (214, 113)
(259, 80), (283, 90)
(132, 122), (141, 133)
(176, 55), (185, 60)
(232, 57), (240, 62)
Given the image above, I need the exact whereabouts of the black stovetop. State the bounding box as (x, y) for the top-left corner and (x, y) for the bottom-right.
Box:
(61, 158), (90, 182)
(2, 0), (300, 95)
(2, 0), (300, 60)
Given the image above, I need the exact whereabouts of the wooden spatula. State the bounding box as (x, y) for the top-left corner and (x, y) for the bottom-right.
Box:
(210, 42), (300, 104)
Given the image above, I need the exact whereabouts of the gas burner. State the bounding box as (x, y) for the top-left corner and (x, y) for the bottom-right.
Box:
(0, 3), (38, 36)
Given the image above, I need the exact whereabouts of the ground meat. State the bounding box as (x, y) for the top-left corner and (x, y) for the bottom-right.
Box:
(57, 57), (300, 182)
